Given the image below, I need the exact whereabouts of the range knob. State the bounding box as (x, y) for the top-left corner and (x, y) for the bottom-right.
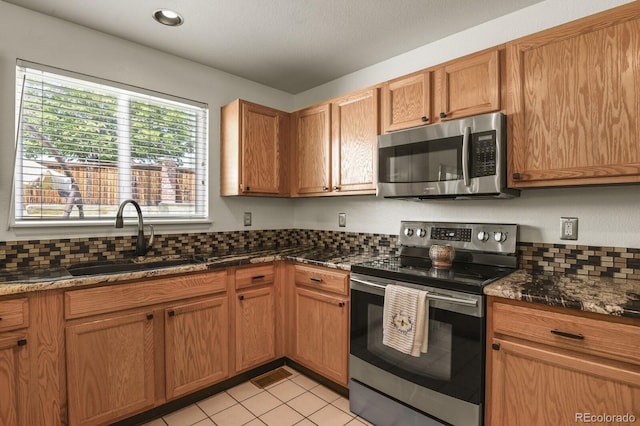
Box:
(416, 228), (427, 238)
(477, 231), (489, 242)
(404, 228), (414, 237)
(494, 232), (507, 243)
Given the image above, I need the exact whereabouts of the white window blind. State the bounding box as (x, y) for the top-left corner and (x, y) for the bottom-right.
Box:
(13, 60), (208, 225)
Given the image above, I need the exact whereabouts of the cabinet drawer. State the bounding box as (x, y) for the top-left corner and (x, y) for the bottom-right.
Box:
(493, 302), (640, 365)
(294, 264), (349, 295)
(65, 270), (227, 320)
(0, 298), (29, 332)
(235, 264), (275, 290)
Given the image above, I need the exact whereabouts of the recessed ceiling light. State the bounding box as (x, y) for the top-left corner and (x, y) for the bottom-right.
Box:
(153, 9), (184, 26)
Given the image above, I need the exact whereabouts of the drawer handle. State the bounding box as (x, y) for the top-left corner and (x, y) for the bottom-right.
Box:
(251, 275), (265, 281)
(550, 329), (584, 340)
(310, 277), (323, 283)
(17, 338), (27, 347)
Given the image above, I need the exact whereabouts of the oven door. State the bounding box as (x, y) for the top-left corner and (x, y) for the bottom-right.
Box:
(349, 274), (485, 426)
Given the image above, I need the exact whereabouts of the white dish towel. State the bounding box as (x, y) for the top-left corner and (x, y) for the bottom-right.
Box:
(382, 284), (429, 357)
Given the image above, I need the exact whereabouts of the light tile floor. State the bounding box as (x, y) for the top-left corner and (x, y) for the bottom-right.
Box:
(143, 366), (374, 426)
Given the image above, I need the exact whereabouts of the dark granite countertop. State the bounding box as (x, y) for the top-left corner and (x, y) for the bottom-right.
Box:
(0, 247), (378, 297)
(484, 269), (640, 319)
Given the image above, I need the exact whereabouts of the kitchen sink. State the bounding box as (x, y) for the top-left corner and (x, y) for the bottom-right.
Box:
(66, 257), (205, 276)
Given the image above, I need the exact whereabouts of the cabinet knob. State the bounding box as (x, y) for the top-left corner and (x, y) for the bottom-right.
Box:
(146, 313), (154, 320)
(168, 310), (176, 317)
(512, 172), (521, 180)
(238, 295), (245, 301)
(17, 338), (27, 347)
(491, 342), (500, 351)
(439, 112), (447, 119)
(333, 186), (340, 191)
(421, 116), (428, 123)
(338, 301), (345, 308)
(0, 317), (3, 321)
(322, 186), (329, 192)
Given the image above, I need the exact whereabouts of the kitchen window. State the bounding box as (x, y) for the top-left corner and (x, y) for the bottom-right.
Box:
(12, 60), (209, 226)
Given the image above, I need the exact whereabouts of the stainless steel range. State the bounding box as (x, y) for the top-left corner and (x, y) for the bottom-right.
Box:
(349, 221), (518, 426)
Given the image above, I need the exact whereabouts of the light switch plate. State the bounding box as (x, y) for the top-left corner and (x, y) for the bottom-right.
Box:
(560, 217), (578, 240)
(243, 212), (252, 227)
(338, 213), (347, 227)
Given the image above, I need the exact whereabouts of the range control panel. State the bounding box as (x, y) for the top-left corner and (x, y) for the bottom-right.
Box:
(399, 221), (518, 255)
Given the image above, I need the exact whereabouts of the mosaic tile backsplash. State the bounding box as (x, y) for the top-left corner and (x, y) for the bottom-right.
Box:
(0, 229), (398, 272)
(1, 230), (639, 279)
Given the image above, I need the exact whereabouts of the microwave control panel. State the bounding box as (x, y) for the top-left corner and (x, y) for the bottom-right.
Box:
(470, 130), (496, 177)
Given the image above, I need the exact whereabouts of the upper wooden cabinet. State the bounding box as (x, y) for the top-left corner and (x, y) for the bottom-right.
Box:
(221, 99), (290, 196)
(292, 88), (379, 196)
(331, 87), (379, 194)
(381, 71), (431, 132)
(381, 48), (501, 132)
(507, 2), (640, 188)
(291, 103), (332, 195)
(434, 48), (500, 121)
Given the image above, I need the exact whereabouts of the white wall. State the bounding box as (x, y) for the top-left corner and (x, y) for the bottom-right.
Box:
(291, 0), (640, 248)
(0, 2), (296, 241)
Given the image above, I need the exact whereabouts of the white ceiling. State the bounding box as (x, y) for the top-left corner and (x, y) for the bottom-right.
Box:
(4, 0), (543, 94)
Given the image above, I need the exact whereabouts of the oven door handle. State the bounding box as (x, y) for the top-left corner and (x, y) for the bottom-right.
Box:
(350, 277), (478, 307)
(462, 126), (471, 187)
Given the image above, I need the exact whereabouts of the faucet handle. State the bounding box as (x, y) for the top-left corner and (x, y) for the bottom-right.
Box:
(146, 225), (155, 253)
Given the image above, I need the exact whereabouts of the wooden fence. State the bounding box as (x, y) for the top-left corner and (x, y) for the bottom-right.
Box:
(22, 162), (195, 206)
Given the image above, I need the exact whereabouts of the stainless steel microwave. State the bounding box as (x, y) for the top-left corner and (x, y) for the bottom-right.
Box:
(377, 112), (519, 199)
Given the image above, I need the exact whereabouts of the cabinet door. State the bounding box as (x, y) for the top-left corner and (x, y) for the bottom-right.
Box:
(381, 71), (431, 132)
(435, 48), (500, 121)
(66, 311), (155, 426)
(331, 88), (379, 195)
(241, 102), (288, 195)
(165, 296), (229, 400)
(292, 104), (331, 195)
(235, 286), (276, 372)
(293, 287), (349, 385)
(0, 333), (29, 426)
(508, 4), (640, 187)
(490, 338), (640, 426)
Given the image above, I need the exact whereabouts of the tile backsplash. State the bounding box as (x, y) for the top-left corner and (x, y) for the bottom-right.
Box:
(1, 230), (638, 279)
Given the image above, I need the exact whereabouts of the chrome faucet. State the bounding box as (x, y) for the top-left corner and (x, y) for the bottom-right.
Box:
(115, 199), (154, 256)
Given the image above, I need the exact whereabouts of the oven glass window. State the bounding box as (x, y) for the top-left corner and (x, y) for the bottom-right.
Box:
(378, 136), (462, 183)
(350, 288), (484, 405)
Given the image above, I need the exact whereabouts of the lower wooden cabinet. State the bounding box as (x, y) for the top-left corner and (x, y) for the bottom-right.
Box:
(165, 296), (229, 400)
(486, 298), (640, 426)
(66, 310), (155, 426)
(234, 285), (276, 373)
(0, 332), (29, 426)
(288, 263), (350, 386)
(64, 270), (229, 425)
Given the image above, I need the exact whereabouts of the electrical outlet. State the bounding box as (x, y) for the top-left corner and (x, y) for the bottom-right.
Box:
(338, 213), (347, 227)
(560, 217), (578, 240)
(243, 212), (252, 227)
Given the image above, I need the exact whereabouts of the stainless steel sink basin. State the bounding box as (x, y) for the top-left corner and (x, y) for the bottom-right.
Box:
(66, 257), (204, 276)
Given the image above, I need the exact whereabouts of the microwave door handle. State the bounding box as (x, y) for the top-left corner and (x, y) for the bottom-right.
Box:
(462, 126), (471, 187)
